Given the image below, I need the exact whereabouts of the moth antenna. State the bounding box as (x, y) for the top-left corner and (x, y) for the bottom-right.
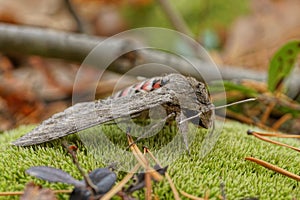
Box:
(213, 98), (256, 110)
(179, 98), (256, 124)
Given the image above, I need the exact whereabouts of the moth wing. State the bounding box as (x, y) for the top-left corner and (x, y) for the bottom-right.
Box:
(12, 90), (174, 146)
(26, 166), (84, 187)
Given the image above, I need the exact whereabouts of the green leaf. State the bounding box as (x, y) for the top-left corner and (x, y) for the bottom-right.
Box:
(210, 80), (258, 97)
(223, 81), (258, 97)
(268, 41), (300, 92)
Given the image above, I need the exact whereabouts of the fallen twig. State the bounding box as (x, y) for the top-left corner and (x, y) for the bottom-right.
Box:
(260, 101), (276, 125)
(180, 190), (205, 200)
(0, 190), (71, 196)
(145, 147), (181, 200)
(63, 0), (88, 33)
(272, 113), (293, 130)
(247, 130), (300, 152)
(247, 130), (300, 138)
(101, 163), (141, 200)
(156, 0), (193, 37)
(144, 148), (152, 200)
(126, 131), (163, 182)
(0, 23), (270, 83)
(245, 157), (300, 181)
(62, 141), (98, 191)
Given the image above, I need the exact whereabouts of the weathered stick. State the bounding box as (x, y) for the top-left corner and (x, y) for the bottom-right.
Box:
(2, 23), (299, 96)
(0, 23), (266, 82)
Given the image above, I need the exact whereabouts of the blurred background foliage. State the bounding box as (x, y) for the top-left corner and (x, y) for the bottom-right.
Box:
(0, 0), (300, 134)
(121, 0), (249, 43)
(1, 1), (300, 198)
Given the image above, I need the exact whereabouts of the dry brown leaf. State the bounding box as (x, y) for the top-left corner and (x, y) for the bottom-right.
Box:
(21, 182), (57, 200)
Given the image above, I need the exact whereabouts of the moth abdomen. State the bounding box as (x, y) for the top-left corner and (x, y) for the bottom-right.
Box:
(111, 76), (169, 99)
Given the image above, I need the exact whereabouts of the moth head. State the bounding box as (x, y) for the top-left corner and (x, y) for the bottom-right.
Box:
(198, 108), (213, 129)
(185, 76), (213, 129)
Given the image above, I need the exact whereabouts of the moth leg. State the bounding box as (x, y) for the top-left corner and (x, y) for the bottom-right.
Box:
(176, 113), (190, 154)
(133, 112), (176, 143)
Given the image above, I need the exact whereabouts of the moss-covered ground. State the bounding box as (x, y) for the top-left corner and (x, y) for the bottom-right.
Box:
(0, 120), (300, 199)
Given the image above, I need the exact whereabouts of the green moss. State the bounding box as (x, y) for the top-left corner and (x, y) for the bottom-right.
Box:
(121, 0), (250, 36)
(1, 121), (300, 199)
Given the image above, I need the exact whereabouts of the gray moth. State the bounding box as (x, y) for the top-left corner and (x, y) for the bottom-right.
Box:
(12, 73), (213, 149)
